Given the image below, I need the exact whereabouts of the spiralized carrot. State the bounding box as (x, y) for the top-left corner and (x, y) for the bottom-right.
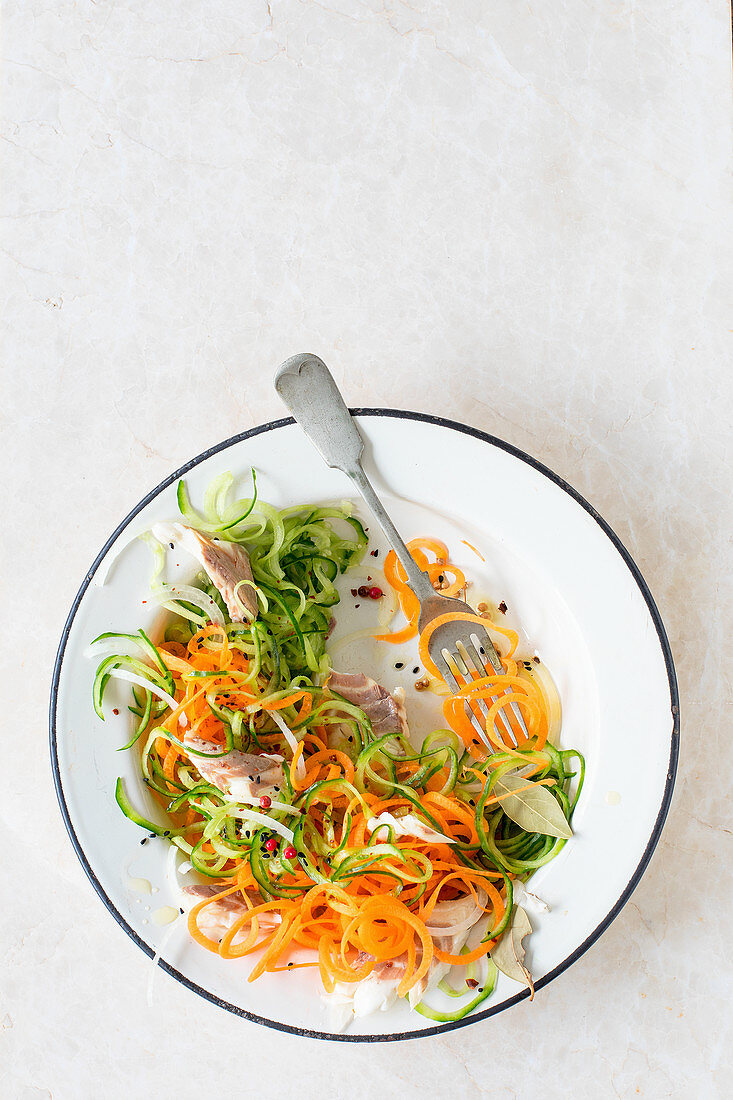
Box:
(374, 538), (463, 643)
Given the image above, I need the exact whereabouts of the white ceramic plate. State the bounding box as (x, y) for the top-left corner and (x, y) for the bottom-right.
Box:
(51, 411), (679, 1041)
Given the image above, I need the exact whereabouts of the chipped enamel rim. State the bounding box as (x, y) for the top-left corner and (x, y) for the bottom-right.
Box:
(50, 410), (679, 1041)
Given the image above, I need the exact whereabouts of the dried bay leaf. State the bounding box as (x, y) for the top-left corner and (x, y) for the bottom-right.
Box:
(492, 773), (572, 839)
(491, 905), (534, 998)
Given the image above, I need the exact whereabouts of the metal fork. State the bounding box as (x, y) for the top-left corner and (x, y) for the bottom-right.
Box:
(274, 353), (529, 750)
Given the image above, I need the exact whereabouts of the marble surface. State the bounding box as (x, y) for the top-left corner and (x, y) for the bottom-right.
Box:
(2, 1), (732, 1096)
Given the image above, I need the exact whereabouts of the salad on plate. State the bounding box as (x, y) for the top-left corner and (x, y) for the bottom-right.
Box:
(90, 471), (583, 1029)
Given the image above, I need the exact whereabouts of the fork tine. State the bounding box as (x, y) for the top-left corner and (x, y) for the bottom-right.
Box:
(435, 648), (491, 751)
(470, 631), (503, 676)
(458, 639), (518, 747)
(434, 649), (461, 693)
(468, 633), (530, 743)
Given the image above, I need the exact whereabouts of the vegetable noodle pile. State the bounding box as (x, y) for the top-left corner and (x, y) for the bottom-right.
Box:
(92, 471), (584, 1024)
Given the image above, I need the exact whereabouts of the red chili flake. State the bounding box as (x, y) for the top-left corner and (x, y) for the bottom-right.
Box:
(283, 845), (297, 859)
(466, 978), (479, 989)
(369, 586), (383, 599)
(264, 837), (278, 853)
(112, 708), (119, 716)
(498, 601), (508, 614)
(350, 589), (358, 597)
(370, 549), (379, 557)
(259, 795), (272, 809)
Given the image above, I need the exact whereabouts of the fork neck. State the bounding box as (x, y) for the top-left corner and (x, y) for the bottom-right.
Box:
(347, 464), (436, 603)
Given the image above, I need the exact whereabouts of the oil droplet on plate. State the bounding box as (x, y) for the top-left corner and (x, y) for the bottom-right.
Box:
(152, 906), (179, 926)
(605, 790), (621, 806)
(128, 877), (152, 895)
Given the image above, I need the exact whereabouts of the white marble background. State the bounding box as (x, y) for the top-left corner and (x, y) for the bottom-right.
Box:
(2, 1), (731, 1097)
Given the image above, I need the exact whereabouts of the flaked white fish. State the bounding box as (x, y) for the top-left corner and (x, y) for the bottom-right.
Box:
(183, 735), (284, 802)
(328, 670), (408, 737)
(366, 812), (455, 846)
(153, 522), (258, 622)
(183, 883), (278, 942)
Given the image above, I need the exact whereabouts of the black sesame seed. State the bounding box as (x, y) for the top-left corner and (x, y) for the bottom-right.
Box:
(412, 666), (420, 674)
(140, 838), (147, 846)
(179, 907), (184, 915)
(169, 542), (174, 550)
(395, 662), (404, 669)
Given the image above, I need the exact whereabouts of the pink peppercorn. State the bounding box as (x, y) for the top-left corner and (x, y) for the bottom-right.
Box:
(264, 837), (278, 852)
(283, 845), (297, 860)
(259, 795), (272, 809)
(369, 586), (383, 599)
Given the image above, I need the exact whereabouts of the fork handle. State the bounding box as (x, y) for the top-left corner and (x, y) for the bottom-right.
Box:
(274, 353), (435, 602)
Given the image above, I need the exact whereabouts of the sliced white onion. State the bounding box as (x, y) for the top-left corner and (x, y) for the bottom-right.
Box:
(425, 892), (486, 938)
(151, 583), (225, 627)
(426, 913), (483, 939)
(465, 912), (491, 952)
(93, 535), (138, 587)
(106, 669), (179, 713)
(268, 710), (307, 781)
(234, 808), (294, 843)
(84, 638), (148, 661)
